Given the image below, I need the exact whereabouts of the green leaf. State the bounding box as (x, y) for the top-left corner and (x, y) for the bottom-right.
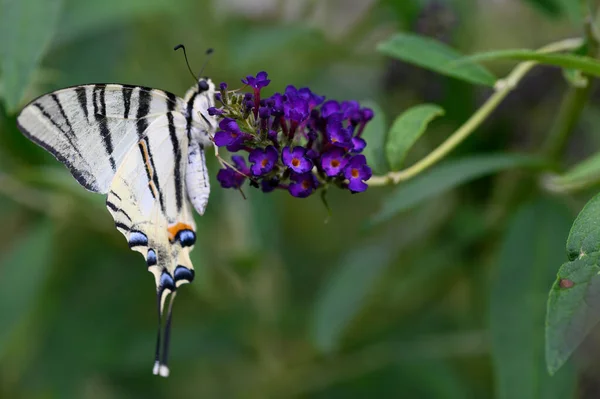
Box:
(368, 154), (544, 227)
(386, 104), (445, 171)
(311, 240), (396, 353)
(490, 199), (576, 399)
(546, 151), (600, 192)
(546, 192), (600, 374)
(0, 222), (54, 355)
(311, 201), (448, 354)
(377, 33), (497, 87)
(460, 50), (600, 78)
(0, 0), (63, 112)
(361, 100), (388, 175)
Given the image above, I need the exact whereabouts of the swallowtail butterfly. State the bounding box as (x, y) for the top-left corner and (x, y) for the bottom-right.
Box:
(15, 46), (217, 377)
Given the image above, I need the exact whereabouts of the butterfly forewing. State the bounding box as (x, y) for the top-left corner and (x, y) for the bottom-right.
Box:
(17, 84), (183, 193)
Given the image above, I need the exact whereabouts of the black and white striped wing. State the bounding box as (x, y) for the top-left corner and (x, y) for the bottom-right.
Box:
(105, 112), (197, 305)
(16, 84), (183, 193)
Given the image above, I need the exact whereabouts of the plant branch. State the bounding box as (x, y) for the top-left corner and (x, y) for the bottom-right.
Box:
(369, 37), (584, 186)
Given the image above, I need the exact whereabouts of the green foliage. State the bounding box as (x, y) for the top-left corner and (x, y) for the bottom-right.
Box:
(547, 151), (600, 191)
(490, 199), (575, 399)
(0, 0), (63, 112)
(461, 49), (600, 78)
(360, 100), (388, 175)
(385, 103), (444, 171)
(377, 32), (497, 86)
(369, 154), (543, 227)
(0, 221), (54, 355)
(546, 193), (600, 375)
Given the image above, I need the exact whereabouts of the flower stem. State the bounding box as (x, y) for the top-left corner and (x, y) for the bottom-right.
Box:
(368, 37), (583, 186)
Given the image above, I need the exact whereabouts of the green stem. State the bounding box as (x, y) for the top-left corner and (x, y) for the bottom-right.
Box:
(368, 37), (583, 186)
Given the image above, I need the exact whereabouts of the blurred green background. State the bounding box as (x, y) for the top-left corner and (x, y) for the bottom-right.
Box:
(0, 0), (598, 397)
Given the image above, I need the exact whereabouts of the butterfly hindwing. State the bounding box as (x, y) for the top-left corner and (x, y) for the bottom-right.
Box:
(17, 84), (183, 193)
(105, 112), (197, 299)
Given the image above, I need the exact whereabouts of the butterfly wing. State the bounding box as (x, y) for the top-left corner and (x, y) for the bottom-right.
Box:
(16, 84), (182, 193)
(105, 112), (197, 299)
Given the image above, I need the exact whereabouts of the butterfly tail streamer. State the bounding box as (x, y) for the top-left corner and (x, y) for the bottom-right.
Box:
(153, 291), (163, 376)
(159, 291), (177, 377)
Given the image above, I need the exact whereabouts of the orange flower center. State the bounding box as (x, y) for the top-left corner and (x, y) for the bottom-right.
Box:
(331, 159), (340, 168)
(292, 158), (300, 167)
(302, 180), (311, 189)
(261, 158), (269, 167)
(351, 168), (359, 178)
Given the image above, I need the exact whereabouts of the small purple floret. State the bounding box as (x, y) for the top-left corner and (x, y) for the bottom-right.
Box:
(208, 107), (223, 116)
(351, 137), (366, 153)
(289, 172), (317, 198)
(217, 156), (249, 189)
(282, 146), (313, 173)
(242, 71), (271, 89)
(321, 148), (348, 177)
(248, 146), (278, 176)
(344, 155), (372, 193)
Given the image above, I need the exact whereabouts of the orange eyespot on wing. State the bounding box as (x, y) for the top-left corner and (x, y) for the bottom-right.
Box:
(167, 223), (196, 247)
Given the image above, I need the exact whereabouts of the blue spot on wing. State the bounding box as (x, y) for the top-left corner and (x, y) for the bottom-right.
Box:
(129, 231), (148, 248)
(174, 266), (195, 283)
(160, 271), (175, 290)
(147, 249), (157, 266)
(175, 230), (196, 247)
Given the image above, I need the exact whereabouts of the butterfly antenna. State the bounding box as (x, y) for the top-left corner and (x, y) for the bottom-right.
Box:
(174, 44), (198, 83)
(152, 292), (163, 376)
(198, 48), (214, 78)
(159, 291), (177, 378)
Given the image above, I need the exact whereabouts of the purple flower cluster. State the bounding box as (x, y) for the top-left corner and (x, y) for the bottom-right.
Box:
(210, 72), (373, 198)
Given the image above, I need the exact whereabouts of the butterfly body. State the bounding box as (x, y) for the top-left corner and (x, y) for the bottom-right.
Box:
(16, 78), (217, 377)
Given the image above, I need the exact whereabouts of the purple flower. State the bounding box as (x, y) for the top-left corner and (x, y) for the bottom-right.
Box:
(284, 97), (309, 123)
(298, 88), (325, 108)
(259, 106), (271, 119)
(217, 156), (249, 189)
(289, 173), (317, 198)
(361, 108), (374, 122)
(242, 71), (270, 89)
(321, 100), (340, 119)
(351, 137), (366, 152)
(219, 82), (228, 91)
(214, 118), (247, 150)
(261, 177), (279, 193)
(208, 107), (223, 116)
(326, 119), (352, 147)
(269, 93), (285, 116)
(282, 146), (312, 173)
(248, 146), (278, 176)
(344, 155), (372, 193)
(219, 118), (240, 133)
(321, 148), (348, 177)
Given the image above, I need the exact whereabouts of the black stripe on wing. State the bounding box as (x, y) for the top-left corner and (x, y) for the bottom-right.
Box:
(165, 94), (184, 212)
(93, 84), (117, 171)
(17, 121), (98, 191)
(74, 86), (88, 120)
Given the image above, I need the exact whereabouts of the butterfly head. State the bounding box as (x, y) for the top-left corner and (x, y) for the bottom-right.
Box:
(183, 78), (217, 140)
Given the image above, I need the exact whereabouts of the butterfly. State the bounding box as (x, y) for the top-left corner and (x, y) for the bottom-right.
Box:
(15, 47), (218, 377)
